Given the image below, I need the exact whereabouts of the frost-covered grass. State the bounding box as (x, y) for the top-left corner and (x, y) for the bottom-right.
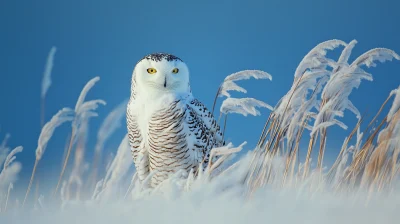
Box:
(1, 39), (400, 223)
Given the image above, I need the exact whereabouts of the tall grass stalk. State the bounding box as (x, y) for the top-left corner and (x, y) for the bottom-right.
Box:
(242, 39), (400, 193)
(4, 183), (12, 212)
(40, 47), (57, 127)
(23, 108), (74, 206)
(88, 100), (127, 191)
(54, 77), (105, 196)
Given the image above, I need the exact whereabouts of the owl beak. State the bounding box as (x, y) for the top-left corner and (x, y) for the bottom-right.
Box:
(163, 77), (167, 88)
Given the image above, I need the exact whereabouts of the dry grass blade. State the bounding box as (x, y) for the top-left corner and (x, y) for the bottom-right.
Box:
(89, 100), (128, 191)
(54, 77), (105, 197)
(41, 46), (57, 127)
(326, 118), (363, 182)
(4, 183), (12, 212)
(1, 147), (22, 210)
(23, 108), (74, 206)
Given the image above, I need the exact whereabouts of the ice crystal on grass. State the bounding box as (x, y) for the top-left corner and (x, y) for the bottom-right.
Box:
(36, 108), (74, 160)
(221, 98), (273, 116)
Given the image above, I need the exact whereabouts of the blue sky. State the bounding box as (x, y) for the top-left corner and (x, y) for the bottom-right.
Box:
(1, 0), (400, 192)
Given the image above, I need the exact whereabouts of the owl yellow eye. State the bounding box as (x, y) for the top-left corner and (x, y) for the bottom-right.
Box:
(172, 68), (179, 74)
(147, 68), (157, 74)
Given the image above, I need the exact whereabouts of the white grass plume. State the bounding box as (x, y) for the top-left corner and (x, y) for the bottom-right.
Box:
(272, 39), (345, 141)
(72, 77), (106, 134)
(36, 108), (74, 160)
(3, 146), (23, 171)
(0, 134), (11, 167)
(0, 146), (23, 193)
(206, 142), (246, 175)
(220, 97), (273, 116)
(220, 70), (272, 98)
(314, 42), (400, 135)
(55, 76), (105, 196)
(41, 47), (57, 98)
(75, 77), (101, 111)
(212, 70), (272, 114)
(224, 70), (273, 82)
(23, 108), (74, 206)
(294, 39), (346, 79)
(0, 134), (10, 149)
(350, 48), (400, 68)
(388, 86), (400, 121)
(336, 40), (357, 69)
(220, 81), (247, 98)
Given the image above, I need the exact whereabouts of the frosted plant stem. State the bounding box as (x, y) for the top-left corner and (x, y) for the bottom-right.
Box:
(4, 183), (12, 212)
(54, 129), (75, 197)
(23, 158), (39, 207)
(283, 116), (307, 186)
(317, 128), (328, 170)
(124, 173), (137, 200)
(211, 86), (221, 115)
(364, 94), (393, 134)
(35, 180), (39, 204)
(303, 132), (317, 179)
(88, 146), (103, 192)
(257, 115), (272, 147)
(61, 133), (70, 169)
(222, 114), (228, 141)
(40, 97), (45, 128)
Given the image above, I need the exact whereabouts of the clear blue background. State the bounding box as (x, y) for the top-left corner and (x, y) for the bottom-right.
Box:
(1, 0), (400, 195)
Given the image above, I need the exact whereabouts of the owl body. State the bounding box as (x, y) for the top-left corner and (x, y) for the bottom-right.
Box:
(127, 53), (224, 187)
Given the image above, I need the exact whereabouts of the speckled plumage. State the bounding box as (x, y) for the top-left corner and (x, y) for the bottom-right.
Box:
(127, 53), (224, 187)
(139, 53), (183, 63)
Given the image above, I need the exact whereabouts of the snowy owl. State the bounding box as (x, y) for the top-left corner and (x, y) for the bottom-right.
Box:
(126, 53), (224, 187)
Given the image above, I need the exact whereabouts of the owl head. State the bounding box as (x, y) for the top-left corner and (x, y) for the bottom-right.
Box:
(133, 53), (190, 98)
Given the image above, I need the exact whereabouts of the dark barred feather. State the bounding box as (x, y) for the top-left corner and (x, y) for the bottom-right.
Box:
(127, 97), (224, 187)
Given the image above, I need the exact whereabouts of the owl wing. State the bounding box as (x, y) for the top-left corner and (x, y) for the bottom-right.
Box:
(185, 98), (225, 168)
(126, 100), (149, 183)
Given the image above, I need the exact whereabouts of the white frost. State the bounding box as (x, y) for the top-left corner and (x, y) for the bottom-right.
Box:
(219, 70), (272, 98)
(220, 97), (273, 116)
(36, 108), (74, 160)
(388, 86), (400, 121)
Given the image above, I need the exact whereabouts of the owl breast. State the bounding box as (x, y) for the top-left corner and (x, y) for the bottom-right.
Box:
(147, 99), (201, 187)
